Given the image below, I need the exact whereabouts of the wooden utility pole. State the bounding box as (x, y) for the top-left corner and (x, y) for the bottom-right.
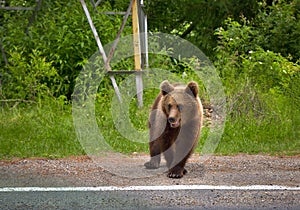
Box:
(132, 0), (143, 108)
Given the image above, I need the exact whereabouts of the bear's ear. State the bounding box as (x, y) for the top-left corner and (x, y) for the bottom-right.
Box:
(185, 81), (199, 97)
(160, 80), (174, 95)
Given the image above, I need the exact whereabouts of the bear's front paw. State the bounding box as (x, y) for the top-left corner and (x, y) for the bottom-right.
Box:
(144, 161), (160, 169)
(168, 168), (187, 178)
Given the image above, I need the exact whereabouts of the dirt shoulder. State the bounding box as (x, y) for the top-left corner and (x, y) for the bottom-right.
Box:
(0, 154), (299, 187)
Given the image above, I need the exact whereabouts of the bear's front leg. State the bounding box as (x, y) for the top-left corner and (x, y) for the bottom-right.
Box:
(168, 166), (187, 178)
(144, 140), (161, 169)
(144, 155), (161, 169)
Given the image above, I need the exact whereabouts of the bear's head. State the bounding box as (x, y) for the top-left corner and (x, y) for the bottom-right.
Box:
(160, 80), (199, 128)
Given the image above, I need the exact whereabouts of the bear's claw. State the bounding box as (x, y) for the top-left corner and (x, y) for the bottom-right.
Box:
(168, 168), (187, 178)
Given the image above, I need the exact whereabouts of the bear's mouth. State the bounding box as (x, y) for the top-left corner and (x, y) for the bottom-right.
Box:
(170, 120), (180, 128)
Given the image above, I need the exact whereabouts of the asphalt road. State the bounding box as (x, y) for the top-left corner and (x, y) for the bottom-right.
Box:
(1, 188), (300, 209)
(0, 155), (299, 209)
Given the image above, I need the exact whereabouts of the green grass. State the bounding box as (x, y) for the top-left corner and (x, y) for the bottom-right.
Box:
(217, 116), (300, 156)
(0, 90), (299, 159)
(216, 93), (300, 156)
(0, 100), (84, 159)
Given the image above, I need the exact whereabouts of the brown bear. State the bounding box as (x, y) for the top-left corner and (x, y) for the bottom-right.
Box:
(144, 80), (203, 178)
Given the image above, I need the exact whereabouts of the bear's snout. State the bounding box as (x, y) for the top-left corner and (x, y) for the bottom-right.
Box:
(168, 117), (180, 128)
(168, 117), (176, 123)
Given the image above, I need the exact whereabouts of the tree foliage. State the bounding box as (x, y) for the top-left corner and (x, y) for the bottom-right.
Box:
(0, 0), (299, 105)
(254, 0), (300, 61)
(0, 0), (128, 100)
(145, 0), (260, 58)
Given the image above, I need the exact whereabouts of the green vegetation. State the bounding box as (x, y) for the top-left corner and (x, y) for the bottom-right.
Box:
(213, 14), (300, 155)
(0, 99), (84, 159)
(0, 0), (299, 159)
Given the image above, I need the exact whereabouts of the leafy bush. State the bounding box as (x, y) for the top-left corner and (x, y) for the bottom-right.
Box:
(1, 50), (59, 101)
(215, 16), (300, 100)
(254, 0), (300, 61)
(1, 0), (129, 98)
(214, 13), (300, 155)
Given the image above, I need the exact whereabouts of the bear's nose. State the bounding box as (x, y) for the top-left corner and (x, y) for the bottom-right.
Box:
(168, 117), (176, 123)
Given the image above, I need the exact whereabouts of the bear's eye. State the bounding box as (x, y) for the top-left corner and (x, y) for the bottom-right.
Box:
(177, 104), (183, 112)
(168, 104), (172, 110)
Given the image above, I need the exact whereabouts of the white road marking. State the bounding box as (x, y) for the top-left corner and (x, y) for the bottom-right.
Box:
(0, 185), (300, 192)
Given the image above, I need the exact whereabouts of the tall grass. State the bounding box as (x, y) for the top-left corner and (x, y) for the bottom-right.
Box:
(216, 80), (300, 156)
(219, 115), (299, 156)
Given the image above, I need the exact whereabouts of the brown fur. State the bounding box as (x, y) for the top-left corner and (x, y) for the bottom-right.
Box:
(144, 80), (203, 178)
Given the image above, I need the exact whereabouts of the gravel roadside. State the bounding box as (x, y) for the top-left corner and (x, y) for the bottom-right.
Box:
(0, 154), (299, 187)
